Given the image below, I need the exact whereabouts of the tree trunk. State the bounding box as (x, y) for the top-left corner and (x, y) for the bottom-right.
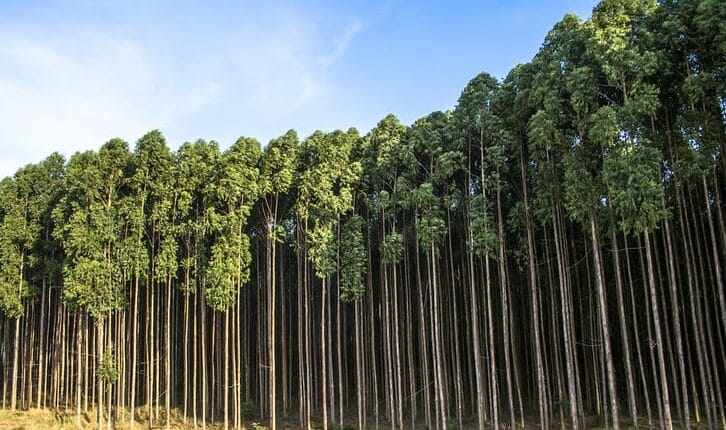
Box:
(589, 218), (619, 430)
(644, 231), (673, 430)
(611, 231), (637, 428)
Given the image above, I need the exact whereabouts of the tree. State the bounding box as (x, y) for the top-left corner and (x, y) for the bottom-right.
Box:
(259, 130), (298, 430)
(207, 136), (261, 430)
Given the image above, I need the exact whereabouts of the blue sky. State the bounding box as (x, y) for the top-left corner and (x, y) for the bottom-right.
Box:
(0, 0), (598, 178)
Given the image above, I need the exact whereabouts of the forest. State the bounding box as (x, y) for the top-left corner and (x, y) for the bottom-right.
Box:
(0, 0), (724, 429)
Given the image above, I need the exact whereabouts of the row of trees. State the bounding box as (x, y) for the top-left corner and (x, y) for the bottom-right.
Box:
(1, 0), (724, 428)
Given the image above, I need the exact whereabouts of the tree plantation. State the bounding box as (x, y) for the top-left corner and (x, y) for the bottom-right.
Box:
(0, 0), (724, 428)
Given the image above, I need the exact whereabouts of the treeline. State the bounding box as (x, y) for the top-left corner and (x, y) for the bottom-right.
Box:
(1, 0), (724, 429)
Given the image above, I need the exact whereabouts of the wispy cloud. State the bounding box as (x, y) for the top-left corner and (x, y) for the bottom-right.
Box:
(0, 29), (153, 175)
(319, 19), (364, 67)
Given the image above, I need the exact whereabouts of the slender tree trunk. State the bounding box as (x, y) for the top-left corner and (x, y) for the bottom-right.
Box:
(268, 222), (277, 430)
(413, 230), (430, 430)
(702, 175), (726, 331)
(555, 213), (579, 430)
(322, 275), (328, 430)
(76, 311), (83, 427)
(97, 321), (104, 430)
(611, 231), (637, 428)
(468, 235), (485, 429)
(193, 288), (198, 428)
(679, 188), (717, 428)
(485, 254), (499, 429)
(147, 281), (154, 427)
(589, 218), (619, 429)
(10, 259), (24, 411)
(644, 231), (673, 430)
(201, 281), (207, 430)
(183, 287), (190, 424)
(392, 258), (404, 430)
(662, 207), (691, 429)
(36, 279), (47, 409)
(430, 245), (447, 430)
(166, 276), (172, 430)
(224, 310), (229, 430)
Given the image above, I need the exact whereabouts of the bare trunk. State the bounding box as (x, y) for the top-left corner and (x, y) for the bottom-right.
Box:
(589, 218), (619, 429)
(644, 232), (673, 430)
(610, 231), (637, 428)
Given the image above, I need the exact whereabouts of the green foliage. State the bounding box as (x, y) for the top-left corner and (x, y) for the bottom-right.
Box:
(297, 129), (361, 280)
(97, 349), (119, 384)
(241, 400), (259, 421)
(340, 216), (366, 302)
(418, 215), (446, 250)
(0, 278), (24, 318)
(453, 72), (502, 161)
(307, 223), (336, 280)
(53, 140), (131, 320)
(260, 130), (298, 197)
(204, 137), (260, 310)
(587, 0), (659, 96)
(63, 258), (123, 319)
(205, 237), (238, 312)
(604, 143), (667, 233)
(219, 137), (262, 214)
(563, 151), (604, 223)
(411, 182), (447, 249)
(381, 232), (404, 265)
(469, 195), (498, 257)
(360, 114), (408, 194)
(0, 158), (64, 317)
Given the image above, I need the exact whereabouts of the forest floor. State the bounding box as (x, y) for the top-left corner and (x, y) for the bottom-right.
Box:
(0, 409), (708, 429)
(0, 408), (231, 430)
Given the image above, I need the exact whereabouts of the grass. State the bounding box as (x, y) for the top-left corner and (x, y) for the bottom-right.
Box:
(0, 408), (233, 430)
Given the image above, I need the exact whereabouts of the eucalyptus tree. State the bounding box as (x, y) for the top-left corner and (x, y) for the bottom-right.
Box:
(297, 128), (361, 430)
(54, 139), (130, 430)
(357, 114), (415, 429)
(496, 62), (550, 428)
(28, 153), (65, 410)
(116, 179), (149, 429)
(406, 111), (464, 430)
(129, 130), (176, 425)
(132, 131), (179, 429)
(362, 114), (408, 429)
(0, 2), (724, 429)
(589, 2), (684, 427)
(453, 71), (510, 429)
(176, 139), (221, 428)
(562, 100), (622, 430)
(154, 166), (179, 430)
(258, 130), (298, 430)
(525, 15), (594, 428)
(670, 0), (726, 333)
(206, 136), (261, 430)
(0, 157), (63, 411)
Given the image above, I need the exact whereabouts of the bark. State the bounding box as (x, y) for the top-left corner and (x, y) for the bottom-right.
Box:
(645, 232), (673, 430)
(589, 218), (619, 430)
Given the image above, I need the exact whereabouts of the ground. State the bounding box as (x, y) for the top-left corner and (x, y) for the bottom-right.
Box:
(0, 408), (236, 430)
(0, 409), (709, 429)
